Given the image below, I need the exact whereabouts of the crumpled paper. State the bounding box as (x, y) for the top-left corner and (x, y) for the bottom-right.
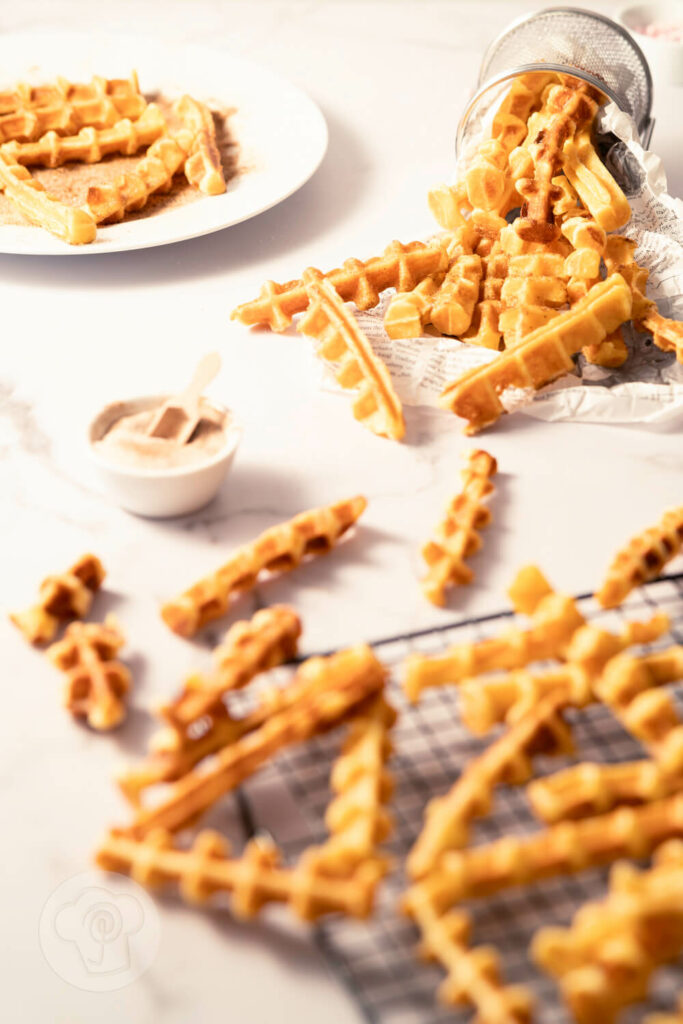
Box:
(318, 101), (683, 430)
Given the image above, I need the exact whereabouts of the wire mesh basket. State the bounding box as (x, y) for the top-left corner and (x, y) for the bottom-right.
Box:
(238, 574), (683, 1024)
(456, 6), (654, 167)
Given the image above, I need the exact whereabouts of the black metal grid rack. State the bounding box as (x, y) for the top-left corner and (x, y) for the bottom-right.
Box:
(239, 575), (683, 1024)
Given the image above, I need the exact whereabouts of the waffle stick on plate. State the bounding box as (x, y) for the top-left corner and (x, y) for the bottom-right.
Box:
(47, 616), (130, 730)
(96, 827), (384, 921)
(420, 449), (496, 606)
(231, 240), (447, 331)
(596, 506), (683, 609)
(175, 94), (226, 195)
(160, 496), (366, 637)
(0, 150), (97, 243)
(121, 645), (386, 838)
(533, 840), (683, 1024)
(408, 689), (579, 879)
(10, 552), (105, 644)
(298, 274), (405, 441)
(1, 104), (165, 167)
(0, 72), (143, 117)
(439, 273), (633, 434)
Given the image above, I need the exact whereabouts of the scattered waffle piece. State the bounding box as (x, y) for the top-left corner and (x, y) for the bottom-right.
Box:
(1, 104), (165, 168)
(47, 616), (130, 730)
(408, 690), (578, 879)
(0, 150), (97, 244)
(404, 570), (584, 704)
(420, 449), (497, 606)
(84, 129), (193, 224)
(465, 140), (517, 215)
(122, 645), (386, 837)
(562, 127), (631, 232)
(298, 274), (405, 441)
(10, 553), (105, 644)
(231, 240), (448, 331)
(383, 274), (444, 339)
(596, 506), (683, 608)
(642, 309), (683, 363)
(528, 759), (683, 824)
(439, 273), (633, 433)
(158, 605), (302, 729)
(95, 828), (384, 921)
(310, 694), (396, 877)
(498, 251), (566, 347)
(0, 72), (146, 143)
(533, 840), (683, 1024)
(403, 794), (683, 912)
(160, 496), (366, 637)
(175, 94), (226, 196)
(428, 181), (472, 231)
(404, 895), (533, 1024)
(430, 254), (483, 337)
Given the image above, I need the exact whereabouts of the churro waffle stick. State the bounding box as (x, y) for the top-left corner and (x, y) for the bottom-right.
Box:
(161, 496), (366, 637)
(299, 274), (405, 441)
(0, 72), (143, 117)
(10, 552), (105, 644)
(47, 616), (130, 730)
(158, 605), (301, 728)
(533, 840), (683, 1024)
(1, 104), (165, 167)
(408, 690), (579, 879)
(0, 151), (96, 244)
(403, 794), (683, 912)
(421, 449), (496, 606)
(596, 506), (683, 608)
(176, 94), (226, 195)
(231, 240), (448, 331)
(96, 828), (384, 921)
(84, 129), (193, 223)
(122, 645), (386, 837)
(439, 273), (633, 433)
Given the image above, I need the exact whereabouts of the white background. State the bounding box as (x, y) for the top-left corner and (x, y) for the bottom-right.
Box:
(1, 3), (682, 1023)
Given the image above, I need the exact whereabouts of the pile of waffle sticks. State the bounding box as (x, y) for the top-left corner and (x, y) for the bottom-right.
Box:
(232, 73), (683, 439)
(11, 489), (683, 1023)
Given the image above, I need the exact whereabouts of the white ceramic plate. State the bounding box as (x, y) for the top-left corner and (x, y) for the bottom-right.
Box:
(0, 31), (328, 255)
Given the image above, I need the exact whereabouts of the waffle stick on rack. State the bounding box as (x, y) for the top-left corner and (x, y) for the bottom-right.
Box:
(10, 552), (105, 644)
(298, 274), (405, 441)
(420, 449), (497, 606)
(533, 840), (683, 1024)
(596, 506), (683, 609)
(95, 828), (384, 922)
(175, 94), (226, 195)
(121, 645), (386, 838)
(47, 616), (131, 730)
(1, 104), (165, 168)
(160, 496), (366, 637)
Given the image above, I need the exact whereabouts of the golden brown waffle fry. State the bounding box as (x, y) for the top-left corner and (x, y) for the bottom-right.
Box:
(420, 449), (497, 606)
(403, 793), (683, 912)
(528, 759), (683, 824)
(47, 616), (130, 730)
(84, 129), (193, 223)
(383, 274), (443, 339)
(298, 274), (405, 441)
(175, 94), (226, 196)
(231, 241), (448, 331)
(459, 245), (506, 350)
(533, 840), (683, 1024)
(123, 645), (386, 837)
(310, 694), (396, 876)
(507, 564), (554, 614)
(428, 181), (472, 231)
(596, 506), (683, 608)
(0, 151), (96, 244)
(95, 828), (384, 921)
(405, 897), (533, 1024)
(408, 691), (576, 879)
(161, 496), (366, 637)
(644, 996), (683, 1024)
(499, 252), (566, 347)
(1, 104), (165, 167)
(562, 127), (631, 232)
(430, 254), (483, 337)
(641, 309), (683, 363)
(604, 235), (653, 321)
(439, 273), (633, 434)
(465, 140), (517, 215)
(10, 553), (105, 644)
(0, 72), (146, 142)
(158, 605), (302, 729)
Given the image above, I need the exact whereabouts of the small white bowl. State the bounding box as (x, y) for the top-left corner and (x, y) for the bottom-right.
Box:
(87, 394), (242, 518)
(619, 2), (683, 84)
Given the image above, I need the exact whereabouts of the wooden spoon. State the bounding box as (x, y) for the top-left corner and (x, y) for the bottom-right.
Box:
(147, 352), (222, 444)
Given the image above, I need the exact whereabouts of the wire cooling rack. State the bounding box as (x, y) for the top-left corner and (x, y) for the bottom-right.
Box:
(239, 574), (683, 1024)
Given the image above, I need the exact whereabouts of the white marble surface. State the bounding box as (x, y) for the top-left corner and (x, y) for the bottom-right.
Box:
(1, 2), (683, 1023)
